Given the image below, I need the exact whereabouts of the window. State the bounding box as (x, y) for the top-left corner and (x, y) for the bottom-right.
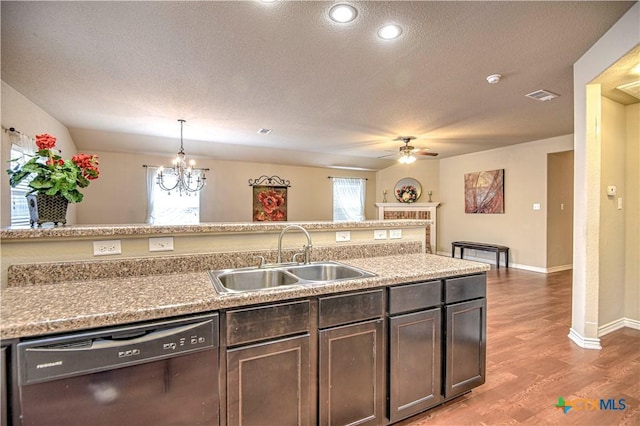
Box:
(332, 177), (366, 221)
(146, 167), (200, 225)
(9, 145), (33, 226)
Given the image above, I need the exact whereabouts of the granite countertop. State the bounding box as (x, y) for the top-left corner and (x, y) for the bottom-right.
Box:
(0, 253), (489, 340)
(0, 219), (430, 240)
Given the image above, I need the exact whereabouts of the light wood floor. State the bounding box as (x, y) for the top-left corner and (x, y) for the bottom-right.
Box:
(399, 267), (640, 426)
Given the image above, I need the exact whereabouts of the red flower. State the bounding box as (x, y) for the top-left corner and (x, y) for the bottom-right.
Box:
(258, 190), (285, 214)
(72, 154), (100, 180)
(35, 133), (57, 150)
(71, 153), (99, 169)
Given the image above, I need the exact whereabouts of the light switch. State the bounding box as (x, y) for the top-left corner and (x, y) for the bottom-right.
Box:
(617, 197), (623, 210)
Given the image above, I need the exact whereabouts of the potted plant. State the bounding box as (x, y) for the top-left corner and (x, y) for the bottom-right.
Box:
(6, 133), (99, 226)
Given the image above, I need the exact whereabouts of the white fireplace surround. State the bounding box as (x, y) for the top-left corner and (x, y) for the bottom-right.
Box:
(375, 202), (440, 253)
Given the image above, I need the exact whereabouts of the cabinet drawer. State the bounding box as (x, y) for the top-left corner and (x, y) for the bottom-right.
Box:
(444, 274), (486, 304)
(319, 289), (384, 329)
(226, 300), (310, 346)
(389, 281), (441, 314)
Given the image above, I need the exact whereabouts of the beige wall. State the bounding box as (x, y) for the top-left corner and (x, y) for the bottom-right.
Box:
(599, 97), (627, 326)
(438, 135), (573, 270)
(1, 81), (80, 226)
(571, 3), (639, 348)
(77, 151), (378, 224)
(375, 160), (439, 204)
(625, 103), (639, 322)
(546, 150), (574, 268)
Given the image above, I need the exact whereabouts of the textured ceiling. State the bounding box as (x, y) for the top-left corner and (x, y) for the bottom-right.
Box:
(1, 1), (636, 170)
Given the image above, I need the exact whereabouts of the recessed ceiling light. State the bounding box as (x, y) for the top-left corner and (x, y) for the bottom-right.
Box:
(329, 4), (357, 23)
(377, 24), (402, 40)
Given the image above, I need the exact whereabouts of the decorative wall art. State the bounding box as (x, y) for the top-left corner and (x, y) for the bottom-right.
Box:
(464, 169), (504, 214)
(249, 175), (290, 222)
(394, 178), (422, 203)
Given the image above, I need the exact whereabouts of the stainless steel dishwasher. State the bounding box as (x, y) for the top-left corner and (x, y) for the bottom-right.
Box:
(14, 313), (219, 426)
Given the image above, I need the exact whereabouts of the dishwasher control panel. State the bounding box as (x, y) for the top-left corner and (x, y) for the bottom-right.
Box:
(17, 313), (219, 385)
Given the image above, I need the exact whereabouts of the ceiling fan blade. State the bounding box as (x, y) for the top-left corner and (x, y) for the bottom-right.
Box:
(415, 151), (439, 157)
(377, 152), (398, 159)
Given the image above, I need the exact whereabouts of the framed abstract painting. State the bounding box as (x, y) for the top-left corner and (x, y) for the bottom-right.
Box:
(464, 169), (504, 214)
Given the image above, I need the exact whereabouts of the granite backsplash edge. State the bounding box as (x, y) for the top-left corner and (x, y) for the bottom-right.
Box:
(7, 241), (422, 287)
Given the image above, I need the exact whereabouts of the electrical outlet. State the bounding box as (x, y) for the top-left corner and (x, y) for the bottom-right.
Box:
(533, 203), (541, 210)
(149, 237), (174, 252)
(93, 240), (121, 256)
(389, 229), (402, 239)
(374, 230), (387, 240)
(336, 231), (351, 242)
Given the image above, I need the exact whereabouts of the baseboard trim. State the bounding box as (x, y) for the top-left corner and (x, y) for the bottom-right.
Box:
(546, 264), (573, 273)
(568, 328), (602, 350)
(599, 318), (640, 336)
(436, 251), (572, 274)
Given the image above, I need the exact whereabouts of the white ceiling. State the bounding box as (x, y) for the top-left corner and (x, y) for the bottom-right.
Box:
(1, 1), (636, 170)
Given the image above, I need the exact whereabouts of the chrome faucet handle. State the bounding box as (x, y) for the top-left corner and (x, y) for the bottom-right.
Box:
(292, 252), (305, 264)
(303, 244), (313, 264)
(255, 255), (266, 268)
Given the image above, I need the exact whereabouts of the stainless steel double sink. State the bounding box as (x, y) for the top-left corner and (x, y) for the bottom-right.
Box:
(209, 261), (376, 293)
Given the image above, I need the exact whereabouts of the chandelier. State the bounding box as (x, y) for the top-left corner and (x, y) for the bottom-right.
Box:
(156, 119), (208, 195)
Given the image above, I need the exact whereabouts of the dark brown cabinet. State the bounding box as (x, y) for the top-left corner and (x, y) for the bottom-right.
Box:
(388, 281), (442, 423)
(318, 290), (385, 426)
(389, 309), (442, 422)
(1, 346), (7, 426)
(224, 301), (312, 426)
(226, 335), (311, 426)
(443, 276), (487, 399)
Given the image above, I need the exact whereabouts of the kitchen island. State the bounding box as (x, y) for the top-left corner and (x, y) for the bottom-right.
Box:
(1, 221), (489, 425)
(0, 253), (487, 339)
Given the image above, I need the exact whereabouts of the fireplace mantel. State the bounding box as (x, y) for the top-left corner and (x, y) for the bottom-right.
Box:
(375, 203), (440, 253)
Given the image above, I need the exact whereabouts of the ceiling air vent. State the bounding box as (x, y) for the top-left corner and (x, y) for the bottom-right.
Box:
(525, 89), (559, 102)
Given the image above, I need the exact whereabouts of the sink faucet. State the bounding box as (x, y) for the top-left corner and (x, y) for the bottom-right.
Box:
(277, 225), (313, 264)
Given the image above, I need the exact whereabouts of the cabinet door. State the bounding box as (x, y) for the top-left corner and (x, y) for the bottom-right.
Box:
(1, 347), (6, 426)
(227, 335), (310, 426)
(319, 319), (384, 426)
(389, 308), (442, 422)
(444, 298), (486, 398)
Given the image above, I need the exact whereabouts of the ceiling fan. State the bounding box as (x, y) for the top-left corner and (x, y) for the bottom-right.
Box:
(380, 136), (439, 164)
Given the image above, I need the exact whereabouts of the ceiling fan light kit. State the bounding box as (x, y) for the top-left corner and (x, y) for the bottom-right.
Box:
(398, 152), (416, 164)
(486, 74), (502, 84)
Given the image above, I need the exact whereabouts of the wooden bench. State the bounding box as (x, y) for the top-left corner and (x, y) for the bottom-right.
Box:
(451, 241), (509, 268)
